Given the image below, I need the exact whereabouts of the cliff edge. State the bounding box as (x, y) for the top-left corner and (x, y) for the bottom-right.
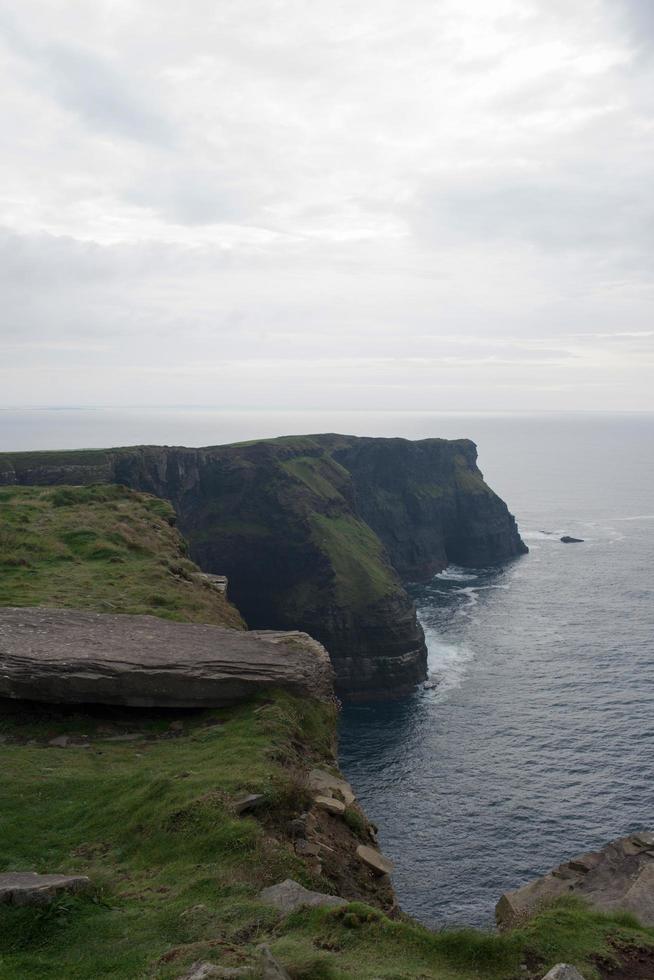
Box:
(0, 435), (526, 698)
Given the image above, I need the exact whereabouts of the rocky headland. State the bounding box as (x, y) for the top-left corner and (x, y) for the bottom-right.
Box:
(0, 434), (527, 699)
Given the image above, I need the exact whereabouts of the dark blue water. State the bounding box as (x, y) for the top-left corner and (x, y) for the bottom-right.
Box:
(339, 414), (654, 928)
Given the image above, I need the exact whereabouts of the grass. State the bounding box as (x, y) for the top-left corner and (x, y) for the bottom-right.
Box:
(309, 513), (399, 606)
(0, 484), (244, 628)
(3, 694), (652, 980)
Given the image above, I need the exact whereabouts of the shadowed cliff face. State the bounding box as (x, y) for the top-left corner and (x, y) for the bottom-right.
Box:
(0, 435), (527, 699)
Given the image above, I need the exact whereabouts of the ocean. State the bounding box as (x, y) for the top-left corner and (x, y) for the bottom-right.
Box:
(1, 408), (653, 928)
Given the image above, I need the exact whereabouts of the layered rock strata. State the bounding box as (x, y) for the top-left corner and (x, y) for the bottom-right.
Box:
(496, 832), (654, 930)
(0, 607), (334, 707)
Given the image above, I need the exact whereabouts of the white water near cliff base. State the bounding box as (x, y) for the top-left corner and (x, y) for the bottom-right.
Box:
(2, 409), (653, 929)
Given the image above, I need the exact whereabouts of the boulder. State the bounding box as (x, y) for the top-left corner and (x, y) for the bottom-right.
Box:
(560, 536), (584, 543)
(0, 872), (90, 906)
(541, 967), (585, 980)
(356, 845), (394, 876)
(258, 879), (347, 913)
(497, 832), (654, 930)
(0, 607), (334, 707)
(308, 768), (356, 805)
(314, 795), (346, 816)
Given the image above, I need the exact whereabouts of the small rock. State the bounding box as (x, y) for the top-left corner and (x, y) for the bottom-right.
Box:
(314, 795), (345, 816)
(259, 944), (291, 980)
(356, 845), (394, 876)
(295, 839), (321, 857)
(258, 879), (347, 913)
(234, 793), (265, 815)
(48, 735), (70, 748)
(177, 963), (249, 980)
(541, 966), (585, 980)
(560, 536), (584, 544)
(169, 720), (185, 733)
(288, 816), (307, 839)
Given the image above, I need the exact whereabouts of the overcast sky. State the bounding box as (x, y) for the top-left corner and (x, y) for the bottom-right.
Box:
(1, 0), (653, 412)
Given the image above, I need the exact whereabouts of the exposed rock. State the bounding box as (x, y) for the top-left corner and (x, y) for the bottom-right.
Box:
(258, 878), (347, 913)
(314, 795), (346, 816)
(195, 573), (229, 594)
(294, 839), (321, 857)
(0, 435), (526, 699)
(308, 768), (356, 805)
(178, 964), (249, 980)
(259, 945), (291, 980)
(0, 607), (334, 707)
(356, 845), (394, 877)
(541, 967), (585, 980)
(497, 832), (654, 930)
(233, 794), (265, 815)
(0, 871), (90, 906)
(561, 536), (584, 543)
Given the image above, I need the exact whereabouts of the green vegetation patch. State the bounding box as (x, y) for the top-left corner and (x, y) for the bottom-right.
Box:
(0, 484), (244, 628)
(310, 513), (399, 606)
(281, 455), (350, 504)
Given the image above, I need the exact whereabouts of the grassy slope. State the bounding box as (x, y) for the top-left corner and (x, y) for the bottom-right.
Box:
(1, 486), (653, 978)
(281, 455), (400, 607)
(0, 484), (244, 628)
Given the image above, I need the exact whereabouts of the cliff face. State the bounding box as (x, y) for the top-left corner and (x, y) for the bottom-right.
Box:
(0, 434), (526, 699)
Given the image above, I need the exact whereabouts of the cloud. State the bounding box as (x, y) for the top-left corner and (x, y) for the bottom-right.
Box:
(0, 0), (652, 411)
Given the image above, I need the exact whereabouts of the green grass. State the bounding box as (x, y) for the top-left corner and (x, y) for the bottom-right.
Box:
(3, 694), (652, 980)
(281, 456), (350, 504)
(309, 513), (399, 606)
(0, 484), (244, 628)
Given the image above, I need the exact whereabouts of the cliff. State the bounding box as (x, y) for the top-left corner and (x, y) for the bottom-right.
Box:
(0, 435), (526, 699)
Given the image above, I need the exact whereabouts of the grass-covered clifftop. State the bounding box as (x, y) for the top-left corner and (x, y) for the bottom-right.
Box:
(0, 484), (244, 629)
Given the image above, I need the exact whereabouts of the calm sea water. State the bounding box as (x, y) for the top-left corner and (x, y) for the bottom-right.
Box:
(1, 408), (653, 928)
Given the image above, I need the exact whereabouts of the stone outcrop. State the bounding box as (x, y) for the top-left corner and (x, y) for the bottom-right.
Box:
(496, 832), (654, 930)
(0, 607), (334, 707)
(258, 879), (347, 913)
(0, 872), (90, 906)
(0, 434), (526, 698)
(541, 967), (584, 980)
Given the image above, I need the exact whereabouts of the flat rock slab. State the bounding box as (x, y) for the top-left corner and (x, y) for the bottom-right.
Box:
(258, 878), (347, 913)
(0, 608), (333, 707)
(356, 844), (394, 876)
(497, 832), (654, 930)
(0, 872), (90, 906)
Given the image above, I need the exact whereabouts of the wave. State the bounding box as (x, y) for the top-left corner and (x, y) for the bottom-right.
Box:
(423, 632), (475, 699)
(435, 565), (479, 582)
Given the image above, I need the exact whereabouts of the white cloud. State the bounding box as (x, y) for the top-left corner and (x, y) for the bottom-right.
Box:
(0, 0), (652, 412)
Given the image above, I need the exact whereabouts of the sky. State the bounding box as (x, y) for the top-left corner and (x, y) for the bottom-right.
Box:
(1, 0), (653, 413)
